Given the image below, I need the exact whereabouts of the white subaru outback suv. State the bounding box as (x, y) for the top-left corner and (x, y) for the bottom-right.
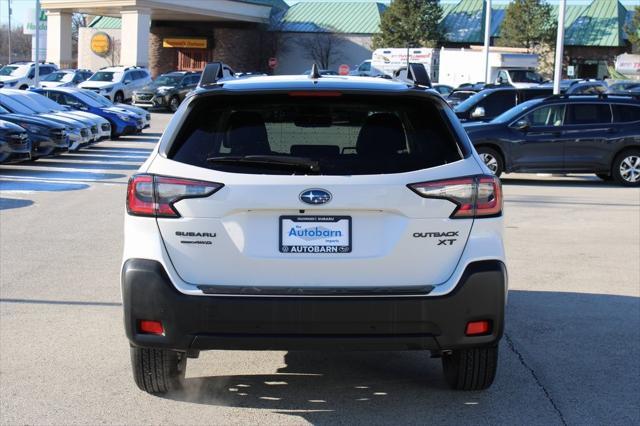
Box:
(79, 66), (151, 103)
(122, 64), (507, 394)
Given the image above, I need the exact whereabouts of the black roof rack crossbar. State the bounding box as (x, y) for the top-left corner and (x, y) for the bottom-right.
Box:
(199, 62), (224, 88)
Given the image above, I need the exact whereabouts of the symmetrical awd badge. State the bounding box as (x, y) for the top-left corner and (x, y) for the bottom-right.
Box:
(300, 189), (332, 205)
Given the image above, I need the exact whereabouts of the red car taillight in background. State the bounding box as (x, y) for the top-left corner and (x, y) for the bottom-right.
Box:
(127, 174), (223, 218)
(409, 175), (503, 218)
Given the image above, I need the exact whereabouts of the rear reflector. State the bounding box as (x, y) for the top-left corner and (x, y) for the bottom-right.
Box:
(465, 320), (491, 336)
(408, 175), (502, 219)
(139, 320), (164, 335)
(127, 174), (223, 218)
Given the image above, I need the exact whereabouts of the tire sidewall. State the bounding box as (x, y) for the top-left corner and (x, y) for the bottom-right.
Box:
(612, 150), (640, 187)
(477, 147), (504, 177)
(169, 96), (180, 113)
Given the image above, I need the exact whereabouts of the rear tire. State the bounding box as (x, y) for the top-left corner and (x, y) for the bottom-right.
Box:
(130, 346), (187, 394)
(442, 346), (498, 390)
(114, 91), (125, 104)
(168, 95), (180, 113)
(611, 149), (640, 187)
(476, 147), (504, 177)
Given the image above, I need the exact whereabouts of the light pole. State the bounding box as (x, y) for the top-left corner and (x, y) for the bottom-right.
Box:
(483, 0), (492, 83)
(8, 0), (12, 63)
(553, 0), (567, 95)
(34, 0), (40, 87)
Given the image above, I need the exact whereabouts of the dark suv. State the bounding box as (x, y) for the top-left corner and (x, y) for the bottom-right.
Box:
(132, 71), (201, 112)
(464, 95), (640, 186)
(455, 87), (553, 122)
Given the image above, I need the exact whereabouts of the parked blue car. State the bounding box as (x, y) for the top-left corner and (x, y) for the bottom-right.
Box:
(31, 87), (143, 138)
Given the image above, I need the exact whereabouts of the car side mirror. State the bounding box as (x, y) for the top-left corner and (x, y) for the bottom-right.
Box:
(513, 119), (529, 131)
(471, 106), (485, 118)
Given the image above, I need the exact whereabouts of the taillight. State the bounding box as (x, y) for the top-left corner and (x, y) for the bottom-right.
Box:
(408, 175), (502, 219)
(127, 174), (223, 218)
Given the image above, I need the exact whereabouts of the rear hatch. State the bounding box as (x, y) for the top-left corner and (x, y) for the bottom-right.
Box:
(146, 91), (484, 291)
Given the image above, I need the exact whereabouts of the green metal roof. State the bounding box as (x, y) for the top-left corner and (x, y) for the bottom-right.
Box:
(88, 16), (121, 29)
(87, 0), (637, 46)
(439, 0), (633, 46)
(564, 0), (629, 46)
(440, 0), (486, 43)
(279, 1), (387, 33)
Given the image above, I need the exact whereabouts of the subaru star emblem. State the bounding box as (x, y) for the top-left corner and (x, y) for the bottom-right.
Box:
(300, 189), (332, 205)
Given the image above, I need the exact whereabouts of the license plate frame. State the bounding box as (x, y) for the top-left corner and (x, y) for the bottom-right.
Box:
(279, 215), (352, 254)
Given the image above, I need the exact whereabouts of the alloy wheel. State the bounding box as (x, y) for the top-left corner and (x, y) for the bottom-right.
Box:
(480, 153), (498, 174)
(619, 155), (640, 183)
(170, 97), (180, 113)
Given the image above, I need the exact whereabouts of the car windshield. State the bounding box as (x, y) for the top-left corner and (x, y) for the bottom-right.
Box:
(509, 70), (545, 84)
(88, 71), (122, 82)
(0, 66), (23, 77)
(448, 91), (474, 101)
(454, 91), (489, 112)
(154, 75), (182, 86)
(0, 94), (38, 114)
(7, 93), (55, 113)
(69, 91), (103, 108)
(169, 94), (462, 176)
(80, 89), (112, 106)
(43, 72), (74, 82)
(23, 92), (66, 112)
(491, 99), (544, 123)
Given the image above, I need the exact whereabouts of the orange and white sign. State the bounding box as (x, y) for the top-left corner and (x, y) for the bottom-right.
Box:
(162, 38), (208, 49)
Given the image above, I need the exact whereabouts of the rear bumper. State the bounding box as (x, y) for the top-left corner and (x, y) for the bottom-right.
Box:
(122, 259), (506, 352)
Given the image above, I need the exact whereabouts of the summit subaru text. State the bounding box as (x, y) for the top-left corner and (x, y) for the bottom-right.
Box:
(122, 65), (507, 394)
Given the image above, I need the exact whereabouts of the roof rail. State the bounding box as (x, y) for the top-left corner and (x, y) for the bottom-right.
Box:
(544, 92), (640, 101)
(198, 62), (224, 88)
(392, 63), (432, 88)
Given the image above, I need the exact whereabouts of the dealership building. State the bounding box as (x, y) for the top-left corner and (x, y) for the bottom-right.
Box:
(40, 0), (638, 79)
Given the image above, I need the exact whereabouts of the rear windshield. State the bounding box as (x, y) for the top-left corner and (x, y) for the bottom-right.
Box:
(168, 94), (462, 175)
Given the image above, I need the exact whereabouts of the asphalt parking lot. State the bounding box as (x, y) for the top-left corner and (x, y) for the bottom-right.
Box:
(1, 112), (638, 425)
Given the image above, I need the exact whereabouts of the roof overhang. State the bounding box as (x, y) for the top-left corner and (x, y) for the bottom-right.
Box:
(40, 0), (272, 23)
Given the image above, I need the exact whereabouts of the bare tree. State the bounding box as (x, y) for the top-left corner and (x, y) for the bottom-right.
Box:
(107, 35), (121, 67)
(0, 25), (32, 63)
(295, 32), (346, 70)
(71, 13), (88, 65)
(256, 15), (292, 74)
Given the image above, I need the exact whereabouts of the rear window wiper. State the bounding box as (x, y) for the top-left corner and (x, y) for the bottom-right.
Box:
(206, 155), (321, 173)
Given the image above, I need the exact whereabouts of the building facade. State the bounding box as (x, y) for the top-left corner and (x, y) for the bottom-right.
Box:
(42, 0), (638, 80)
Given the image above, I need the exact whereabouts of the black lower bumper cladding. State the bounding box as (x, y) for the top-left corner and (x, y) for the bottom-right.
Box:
(122, 259), (506, 351)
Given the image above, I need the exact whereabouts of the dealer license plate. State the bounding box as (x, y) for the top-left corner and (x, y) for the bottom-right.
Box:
(279, 216), (351, 253)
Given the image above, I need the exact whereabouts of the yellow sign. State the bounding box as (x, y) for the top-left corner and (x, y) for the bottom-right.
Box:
(90, 32), (111, 56)
(162, 38), (208, 49)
